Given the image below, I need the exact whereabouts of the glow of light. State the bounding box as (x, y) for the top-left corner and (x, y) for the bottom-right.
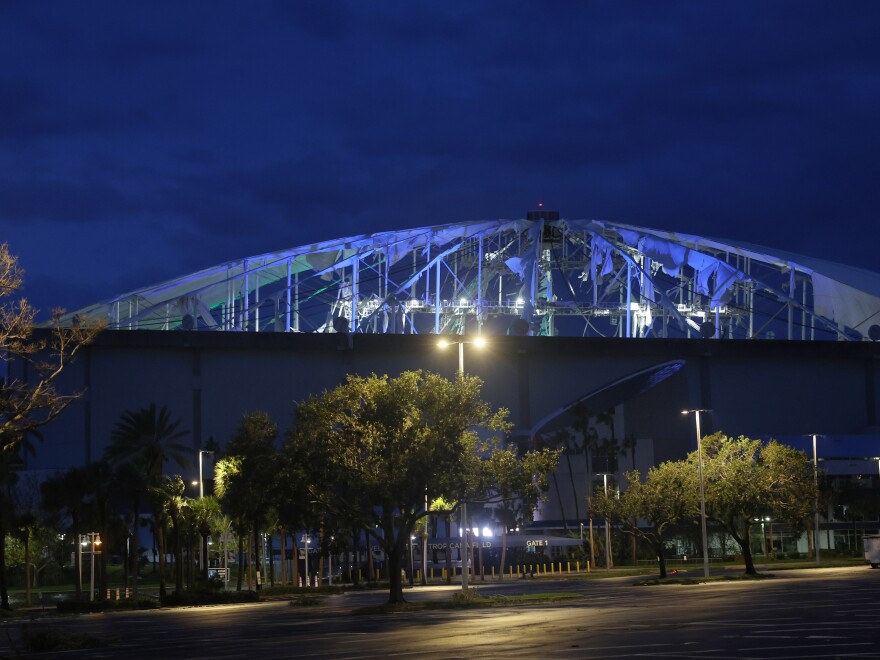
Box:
(438, 339), (450, 348)
(474, 336), (486, 348)
(472, 527), (480, 537)
(516, 297), (524, 305)
(482, 527), (492, 537)
(460, 297), (468, 306)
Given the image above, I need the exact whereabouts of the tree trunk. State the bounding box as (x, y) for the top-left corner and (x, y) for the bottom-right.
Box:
(73, 512), (83, 600)
(732, 525), (757, 575)
(236, 534), (243, 591)
(292, 534), (300, 588)
(631, 518), (638, 565)
(386, 541), (405, 604)
(252, 526), (261, 590)
(132, 500), (140, 597)
(444, 514), (452, 585)
(588, 510), (595, 569)
(742, 539), (756, 575)
(656, 541), (668, 579)
(0, 507), (9, 610)
(565, 451), (581, 521)
(280, 527), (287, 587)
(267, 534), (275, 587)
(499, 525), (507, 581)
(173, 518), (184, 594)
(201, 532), (210, 581)
(157, 522), (167, 596)
(24, 529), (31, 606)
(247, 531), (253, 590)
(551, 473), (569, 532)
(368, 531), (375, 582)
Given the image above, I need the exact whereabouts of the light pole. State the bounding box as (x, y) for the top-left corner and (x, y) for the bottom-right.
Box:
(409, 536), (415, 587)
(81, 532), (101, 601)
(437, 335), (486, 591)
(812, 434), (820, 565)
(303, 533), (311, 588)
(596, 473), (613, 570)
(328, 536), (334, 586)
(198, 450), (214, 499)
(682, 409), (711, 578)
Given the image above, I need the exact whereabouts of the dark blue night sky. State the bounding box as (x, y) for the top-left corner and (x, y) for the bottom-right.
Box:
(2, 1), (879, 319)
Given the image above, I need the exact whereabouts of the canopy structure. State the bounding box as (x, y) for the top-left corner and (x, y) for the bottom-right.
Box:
(59, 213), (880, 341)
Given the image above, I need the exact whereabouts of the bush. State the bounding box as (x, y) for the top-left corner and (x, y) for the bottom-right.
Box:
(788, 551), (802, 560)
(159, 590), (259, 607)
(289, 594), (321, 607)
(56, 597), (159, 613)
(451, 589), (483, 605)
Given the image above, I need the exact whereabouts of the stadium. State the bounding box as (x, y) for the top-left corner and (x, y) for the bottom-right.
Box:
(23, 210), (880, 555)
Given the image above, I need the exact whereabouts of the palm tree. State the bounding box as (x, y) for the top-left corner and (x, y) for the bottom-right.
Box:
(110, 462), (148, 597)
(105, 404), (191, 482)
(40, 465), (96, 602)
(189, 496), (222, 581)
(152, 475), (187, 594)
(104, 404), (190, 596)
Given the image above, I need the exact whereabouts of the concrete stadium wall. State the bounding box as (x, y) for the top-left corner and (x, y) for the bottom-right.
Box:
(17, 331), (880, 526)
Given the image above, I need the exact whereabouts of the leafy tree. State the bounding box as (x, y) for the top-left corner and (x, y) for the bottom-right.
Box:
(483, 446), (560, 579)
(429, 495), (456, 584)
(592, 464), (697, 578)
(694, 433), (816, 575)
(761, 441), (820, 553)
(285, 371), (510, 604)
(214, 411), (279, 590)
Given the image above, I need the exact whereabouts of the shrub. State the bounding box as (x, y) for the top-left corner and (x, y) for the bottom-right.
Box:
(56, 597), (159, 613)
(159, 590), (259, 607)
(451, 589), (483, 605)
(289, 594), (321, 607)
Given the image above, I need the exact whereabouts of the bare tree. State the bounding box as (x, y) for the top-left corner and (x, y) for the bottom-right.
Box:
(0, 243), (103, 453)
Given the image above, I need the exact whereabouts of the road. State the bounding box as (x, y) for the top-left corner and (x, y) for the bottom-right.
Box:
(2, 566), (879, 658)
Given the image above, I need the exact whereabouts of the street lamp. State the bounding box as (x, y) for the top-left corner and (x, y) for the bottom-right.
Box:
(596, 473), (613, 570)
(409, 535), (416, 587)
(811, 434), (820, 565)
(198, 450), (214, 499)
(437, 335), (486, 591)
(81, 532), (101, 601)
(682, 409), (711, 579)
(302, 533), (311, 588)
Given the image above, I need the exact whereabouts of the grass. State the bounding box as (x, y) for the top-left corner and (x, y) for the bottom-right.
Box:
(353, 589), (582, 614)
(633, 573), (776, 586)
